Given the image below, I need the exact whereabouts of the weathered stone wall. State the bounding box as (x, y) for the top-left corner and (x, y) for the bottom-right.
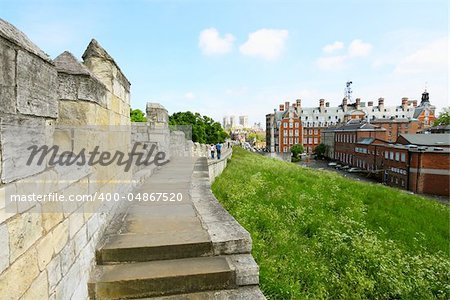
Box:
(208, 147), (233, 183)
(0, 19), (131, 300)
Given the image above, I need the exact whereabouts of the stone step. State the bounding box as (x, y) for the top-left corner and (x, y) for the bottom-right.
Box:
(88, 256), (236, 300)
(97, 230), (213, 264)
(139, 286), (266, 299)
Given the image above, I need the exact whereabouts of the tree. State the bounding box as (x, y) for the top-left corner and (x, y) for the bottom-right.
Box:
(290, 144), (304, 162)
(130, 108), (147, 122)
(314, 143), (327, 158)
(169, 111), (228, 144)
(433, 108), (450, 126)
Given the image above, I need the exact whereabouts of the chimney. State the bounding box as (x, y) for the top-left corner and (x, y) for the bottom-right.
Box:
(279, 104), (284, 112)
(296, 99), (301, 108)
(412, 100), (417, 107)
(285, 101), (290, 111)
(325, 102), (330, 107)
(355, 98), (361, 109)
(319, 99), (325, 108)
(378, 97), (384, 108)
(368, 101), (373, 106)
(401, 97), (408, 109)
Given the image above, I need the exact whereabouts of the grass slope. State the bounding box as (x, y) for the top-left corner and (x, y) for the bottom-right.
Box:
(212, 147), (450, 299)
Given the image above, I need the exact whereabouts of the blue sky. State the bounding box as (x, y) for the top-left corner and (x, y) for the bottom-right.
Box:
(1, 0), (448, 125)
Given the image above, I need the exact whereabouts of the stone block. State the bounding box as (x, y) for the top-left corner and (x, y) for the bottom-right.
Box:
(0, 247), (39, 300)
(69, 207), (84, 238)
(8, 212), (43, 262)
(57, 73), (78, 101)
(16, 50), (58, 118)
(57, 100), (97, 126)
(78, 75), (107, 106)
(46, 255), (62, 293)
(36, 232), (54, 271)
(0, 39), (16, 114)
(0, 115), (54, 183)
(20, 269), (48, 300)
(53, 128), (73, 153)
(0, 223), (9, 274)
(52, 219), (69, 254)
(41, 204), (64, 233)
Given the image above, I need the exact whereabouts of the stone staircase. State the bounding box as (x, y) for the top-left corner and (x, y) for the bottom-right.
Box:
(88, 157), (264, 299)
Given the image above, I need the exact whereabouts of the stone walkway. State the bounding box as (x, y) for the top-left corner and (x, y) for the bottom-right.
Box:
(88, 157), (264, 299)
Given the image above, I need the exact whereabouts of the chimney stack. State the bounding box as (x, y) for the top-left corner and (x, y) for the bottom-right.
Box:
(368, 101), (373, 106)
(412, 100), (417, 107)
(296, 99), (301, 108)
(378, 97), (384, 109)
(319, 99), (325, 109)
(325, 102), (330, 107)
(279, 104), (284, 112)
(401, 97), (408, 109)
(355, 98), (361, 109)
(285, 101), (290, 111)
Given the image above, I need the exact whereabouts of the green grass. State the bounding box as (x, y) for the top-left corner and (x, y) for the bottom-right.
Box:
(212, 147), (450, 299)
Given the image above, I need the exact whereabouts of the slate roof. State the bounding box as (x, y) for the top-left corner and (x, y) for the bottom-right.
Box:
(399, 134), (450, 146)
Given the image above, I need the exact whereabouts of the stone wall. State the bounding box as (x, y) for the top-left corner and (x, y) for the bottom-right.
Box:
(208, 148), (233, 183)
(0, 19), (131, 300)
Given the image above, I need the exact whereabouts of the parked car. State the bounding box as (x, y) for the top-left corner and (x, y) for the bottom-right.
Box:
(328, 162), (337, 167)
(348, 167), (362, 173)
(342, 165), (350, 170)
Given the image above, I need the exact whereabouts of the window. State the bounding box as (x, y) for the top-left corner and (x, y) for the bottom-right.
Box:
(283, 138), (287, 144)
(303, 138), (307, 144)
(295, 138), (299, 144)
(308, 137), (313, 144)
(390, 151), (394, 160)
(395, 152), (400, 161)
(309, 129), (312, 135)
(295, 122), (299, 128)
(283, 123), (287, 128)
(289, 122), (293, 128)
(289, 130), (293, 136)
(289, 138), (293, 144)
(401, 153), (406, 162)
(314, 138), (318, 144)
(314, 129), (318, 134)
(284, 130), (287, 136)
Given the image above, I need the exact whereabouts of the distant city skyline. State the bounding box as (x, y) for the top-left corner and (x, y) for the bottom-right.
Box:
(1, 0), (448, 125)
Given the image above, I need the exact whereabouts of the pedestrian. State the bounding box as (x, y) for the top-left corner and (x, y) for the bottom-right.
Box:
(210, 144), (216, 159)
(216, 142), (222, 159)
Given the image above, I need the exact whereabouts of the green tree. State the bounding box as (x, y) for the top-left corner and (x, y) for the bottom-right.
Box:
(169, 111), (228, 144)
(130, 108), (147, 122)
(314, 143), (327, 158)
(433, 107), (450, 126)
(290, 144), (304, 162)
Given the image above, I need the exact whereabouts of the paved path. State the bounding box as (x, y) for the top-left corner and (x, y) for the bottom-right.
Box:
(88, 157), (264, 299)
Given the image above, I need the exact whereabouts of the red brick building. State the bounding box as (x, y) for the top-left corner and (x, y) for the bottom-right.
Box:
(334, 121), (387, 166)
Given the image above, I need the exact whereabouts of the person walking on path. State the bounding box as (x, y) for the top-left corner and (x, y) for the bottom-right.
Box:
(216, 142), (222, 159)
(210, 144), (216, 159)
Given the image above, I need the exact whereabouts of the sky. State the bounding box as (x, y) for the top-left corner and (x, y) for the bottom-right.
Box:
(1, 0), (448, 125)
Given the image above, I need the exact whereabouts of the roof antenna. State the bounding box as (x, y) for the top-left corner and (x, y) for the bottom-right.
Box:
(424, 81), (428, 92)
(345, 81), (353, 103)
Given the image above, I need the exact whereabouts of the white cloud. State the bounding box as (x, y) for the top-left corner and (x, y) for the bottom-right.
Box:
(323, 41), (344, 53)
(316, 55), (347, 70)
(348, 39), (372, 57)
(316, 39), (372, 70)
(239, 29), (289, 60)
(394, 37), (448, 74)
(198, 28), (235, 55)
(184, 92), (195, 99)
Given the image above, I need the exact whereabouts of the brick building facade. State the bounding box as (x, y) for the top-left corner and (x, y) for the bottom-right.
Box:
(266, 90), (435, 154)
